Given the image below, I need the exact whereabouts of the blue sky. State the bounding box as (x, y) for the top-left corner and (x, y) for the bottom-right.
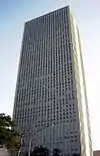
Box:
(0, 0), (100, 150)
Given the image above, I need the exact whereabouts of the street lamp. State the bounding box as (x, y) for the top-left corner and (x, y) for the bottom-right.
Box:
(28, 123), (54, 156)
(17, 129), (25, 156)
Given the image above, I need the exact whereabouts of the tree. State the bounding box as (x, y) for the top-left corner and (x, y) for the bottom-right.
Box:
(53, 148), (61, 156)
(0, 113), (20, 152)
(30, 145), (49, 156)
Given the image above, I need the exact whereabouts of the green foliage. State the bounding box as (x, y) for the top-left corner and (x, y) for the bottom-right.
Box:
(0, 113), (20, 151)
(30, 145), (49, 156)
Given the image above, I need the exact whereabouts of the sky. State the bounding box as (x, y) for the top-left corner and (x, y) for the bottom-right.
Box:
(0, 0), (100, 151)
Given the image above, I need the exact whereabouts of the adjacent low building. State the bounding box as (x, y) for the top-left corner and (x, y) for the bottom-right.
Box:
(93, 151), (100, 156)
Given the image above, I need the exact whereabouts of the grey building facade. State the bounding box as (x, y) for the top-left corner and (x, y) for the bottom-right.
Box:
(13, 6), (92, 156)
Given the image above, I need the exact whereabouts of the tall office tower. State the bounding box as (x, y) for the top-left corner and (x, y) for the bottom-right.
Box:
(13, 6), (92, 156)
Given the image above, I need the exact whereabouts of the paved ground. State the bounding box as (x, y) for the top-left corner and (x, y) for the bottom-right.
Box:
(0, 148), (9, 156)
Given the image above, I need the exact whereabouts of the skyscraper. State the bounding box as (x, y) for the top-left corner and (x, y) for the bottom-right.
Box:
(13, 6), (92, 156)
